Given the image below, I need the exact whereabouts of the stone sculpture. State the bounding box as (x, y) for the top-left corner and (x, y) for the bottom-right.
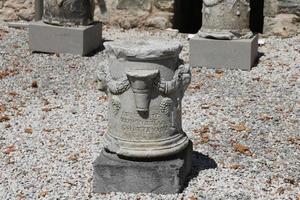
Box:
(29, 0), (102, 56)
(198, 0), (253, 39)
(190, 0), (259, 70)
(93, 39), (193, 194)
(43, 0), (95, 26)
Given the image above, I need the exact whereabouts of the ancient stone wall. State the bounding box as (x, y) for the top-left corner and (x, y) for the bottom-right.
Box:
(264, 0), (300, 17)
(0, 0), (299, 31)
(0, 0), (34, 21)
(0, 0), (174, 29)
(94, 0), (174, 29)
(264, 0), (279, 17)
(278, 0), (300, 16)
(263, 0), (300, 37)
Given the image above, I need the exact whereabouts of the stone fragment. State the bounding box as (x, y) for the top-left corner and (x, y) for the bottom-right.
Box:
(114, 14), (143, 29)
(43, 0), (95, 26)
(93, 38), (193, 193)
(17, 8), (34, 21)
(278, 0), (300, 16)
(34, 0), (43, 21)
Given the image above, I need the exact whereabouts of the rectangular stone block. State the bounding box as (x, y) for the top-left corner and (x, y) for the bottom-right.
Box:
(93, 142), (192, 194)
(29, 21), (102, 56)
(190, 34), (258, 71)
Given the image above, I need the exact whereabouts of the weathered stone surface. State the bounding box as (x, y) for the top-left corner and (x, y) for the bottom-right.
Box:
(43, 0), (95, 26)
(145, 12), (173, 29)
(34, 0), (43, 21)
(263, 14), (300, 37)
(0, 0), (298, 33)
(117, 0), (151, 11)
(154, 0), (173, 12)
(199, 0), (252, 39)
(93, 142), (192, 194)
(0, 0), (34, 21)
(104, 38), (182, 60)
(264, 0), (279, 17)
(0, 0), (175, 29)
(94, 38), (193, 194)
(110, 11), (149, 29)
(190, 34), (258, 71)
(98, 39), (191, 158)
(29, 21), (102, 55)
(278, 0), (300, 16)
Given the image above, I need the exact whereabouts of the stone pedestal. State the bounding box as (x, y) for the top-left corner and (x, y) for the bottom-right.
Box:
(29, 21), (102, 56)
(93, 39), (193, 194)
(190, 34), (258, 71)
(93, 142), (192, 194)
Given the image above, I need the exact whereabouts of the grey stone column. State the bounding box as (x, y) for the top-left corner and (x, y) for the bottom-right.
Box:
(199, 0), (253, 39)
(93, 39), (193, 194)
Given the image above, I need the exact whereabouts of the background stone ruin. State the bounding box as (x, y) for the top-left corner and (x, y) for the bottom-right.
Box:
(0, 0), (299, 35)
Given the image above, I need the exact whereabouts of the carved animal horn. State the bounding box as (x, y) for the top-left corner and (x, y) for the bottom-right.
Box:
(126, 70), (159, 112)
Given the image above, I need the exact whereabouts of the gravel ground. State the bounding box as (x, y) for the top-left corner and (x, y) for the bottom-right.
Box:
(0, 23), (299, 200)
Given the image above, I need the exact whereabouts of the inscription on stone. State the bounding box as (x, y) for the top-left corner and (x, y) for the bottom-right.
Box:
(120, 111), (171, 137)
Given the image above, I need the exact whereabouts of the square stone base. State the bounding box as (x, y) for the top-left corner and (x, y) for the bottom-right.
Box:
(93, 142), (193, 194)
(190, 34), (258, 71)
(29, 21), (102, 56)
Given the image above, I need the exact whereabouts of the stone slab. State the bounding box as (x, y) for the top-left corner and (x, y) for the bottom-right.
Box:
(190, 34), (258, 71)
(29, 21), (102, 56)
(93, 142), (193, 194)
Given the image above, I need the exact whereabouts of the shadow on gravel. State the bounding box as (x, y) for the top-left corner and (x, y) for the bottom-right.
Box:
(86, 42), (106, 57)
(258, 52), (265, 60)
(183, 151), (217, 190)
(252, 51), (265, 69)
(86, 39), (114, 57)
